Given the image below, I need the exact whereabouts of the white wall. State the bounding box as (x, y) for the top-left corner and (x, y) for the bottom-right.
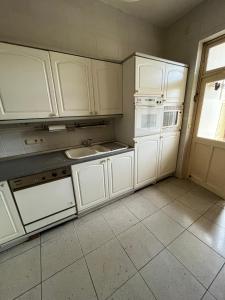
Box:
(0, 0), (163, 61)
(164, 0), (225, 177)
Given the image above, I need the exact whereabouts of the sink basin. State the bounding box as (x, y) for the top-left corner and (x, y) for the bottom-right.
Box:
(90, 145), (110, 152)
(65, 147), (97, 159)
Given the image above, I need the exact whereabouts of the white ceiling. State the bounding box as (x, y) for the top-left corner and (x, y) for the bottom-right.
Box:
(100, 0), (205, 27)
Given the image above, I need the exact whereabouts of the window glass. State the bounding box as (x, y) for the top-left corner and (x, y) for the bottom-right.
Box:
(206, 42), (225, 71)
(198, 79), (225, 140)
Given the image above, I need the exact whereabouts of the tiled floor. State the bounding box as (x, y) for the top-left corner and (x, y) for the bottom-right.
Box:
(1, 177), (225, 300)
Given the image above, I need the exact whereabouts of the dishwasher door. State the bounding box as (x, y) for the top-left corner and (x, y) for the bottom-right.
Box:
(14, 177), (76, 226)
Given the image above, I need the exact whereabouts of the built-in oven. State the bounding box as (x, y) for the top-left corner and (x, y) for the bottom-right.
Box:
(135, 96), (164, 137)
(162, 105), (183, 131)
(9, 167), (77, 233)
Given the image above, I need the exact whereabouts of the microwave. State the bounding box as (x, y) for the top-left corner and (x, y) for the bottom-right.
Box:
(162, 105), (183, 131)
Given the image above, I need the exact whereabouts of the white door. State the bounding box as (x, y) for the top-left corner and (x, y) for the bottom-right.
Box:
(159, 132), (180, 178)
(135, 57), (165, 96)
(72, 158), (109, 212)
(135, 135), (160, 189)
(50, 52), (94, 116)
(0, 181), (25, 245)
(92, 60), (122, 115)
(164, 64), (188, 104)
(108, 152), (134, 198)
(0, 43), (58, 120)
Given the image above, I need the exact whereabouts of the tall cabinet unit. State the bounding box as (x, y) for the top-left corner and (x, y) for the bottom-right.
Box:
(0, 181), (25, 245)
(116, 53), (188, 189)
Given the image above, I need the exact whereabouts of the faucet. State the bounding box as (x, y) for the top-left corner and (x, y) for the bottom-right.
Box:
(82, 138), (93, 147)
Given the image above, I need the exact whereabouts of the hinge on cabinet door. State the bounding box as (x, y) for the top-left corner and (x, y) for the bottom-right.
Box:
(193, 93), (199, 103)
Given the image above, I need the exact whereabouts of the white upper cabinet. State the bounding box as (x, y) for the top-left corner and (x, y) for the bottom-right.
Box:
(158, 132), (180, 179)
(0, 181), (25, 245)
(135, 135), (160, 189)
(72, 158), (109, 212)
(135, 56), (165, 96)
(50, 52), (94, 116)
(92, 60), (122, 115)
(164, 64), (188, 104)
(108, 152), (134, 198)
(0, 43), (58, 120)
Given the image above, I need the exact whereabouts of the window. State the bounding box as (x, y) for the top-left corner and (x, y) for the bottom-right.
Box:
(196, 36), (225, 141)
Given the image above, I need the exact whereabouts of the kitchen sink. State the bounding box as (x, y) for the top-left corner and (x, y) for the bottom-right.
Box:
(65, 142), (128, 160)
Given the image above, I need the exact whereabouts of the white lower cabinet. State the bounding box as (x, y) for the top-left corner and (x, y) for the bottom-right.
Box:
(135, 131), (180, 189)
(108, 152), (134, 198)
(135, 135), (160, 189)
(0, 181), (25, 245)
(72, 151), (134, 212)
(158, 131), (180, 179)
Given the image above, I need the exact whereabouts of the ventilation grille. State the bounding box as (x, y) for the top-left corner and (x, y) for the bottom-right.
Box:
(163, 111), (178, 127)
(164, 106), (181, 111)
(141, 114), (157, 129)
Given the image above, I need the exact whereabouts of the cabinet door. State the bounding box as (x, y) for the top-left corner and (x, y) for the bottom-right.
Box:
(164, 64), (188, 104)
(92, 60), (122, 115)
(50, 52), (94, 116)
(0, 43), (58, 120)
(135, 135), (160, 189)
(159, 132), (180, 178)
(135, 57), (165, 96)
(0, 181), (25, 245)
(71, 159), (109, 212)
(108, 152), (134, 198)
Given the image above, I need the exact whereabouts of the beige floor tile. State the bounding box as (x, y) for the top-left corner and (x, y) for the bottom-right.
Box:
(42, 258), (97, 300)
(168, 231), (224, 287)
(189, 216), (225, 257)
(139, 186), (173, 208)
(16, 285), (41, 300)
(0, 246), (41, 300)
(209, 264), (225, 300)
(118, 223), (164, 269)
(86, 238), (136, 300)
(108, 273), (156, 300)
(156, 181), (187, 200)
(203, 204), (225, 228)
(140, 249), (205, 300)
(162, 201), (201, 228)
(143, 211), (185, 246)
(202, 292), (217, 300)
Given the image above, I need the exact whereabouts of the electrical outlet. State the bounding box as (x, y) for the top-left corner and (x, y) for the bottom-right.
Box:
(24, 137), (45, 145)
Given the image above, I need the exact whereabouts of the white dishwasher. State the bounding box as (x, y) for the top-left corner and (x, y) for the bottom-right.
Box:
(9, 167), (77, 233)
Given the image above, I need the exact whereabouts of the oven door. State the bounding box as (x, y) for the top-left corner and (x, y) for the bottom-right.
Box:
(162, 105), (183, 131)
(135, 106), (163, 137)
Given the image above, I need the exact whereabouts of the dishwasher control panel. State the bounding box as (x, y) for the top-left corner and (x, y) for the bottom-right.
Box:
(9, 167), (71, 191)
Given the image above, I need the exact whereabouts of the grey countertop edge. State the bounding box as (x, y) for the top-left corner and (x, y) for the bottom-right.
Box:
(0, 147), (134, 181)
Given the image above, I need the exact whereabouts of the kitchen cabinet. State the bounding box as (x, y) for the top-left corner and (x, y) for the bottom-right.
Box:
(158, 131), (180, 178)
(50, 52), (94, 116)
(92, 60), (122, 115)
(72, 151), (134, 212)
(0, 43), (58, 120)
(72, 158), (109, 211)
(0, 181), (25, 245)
(164, 64), (187, 104)
(108, 152), (134, 198)
(135, 56), (165, 96)
(134, 135), (160, 188)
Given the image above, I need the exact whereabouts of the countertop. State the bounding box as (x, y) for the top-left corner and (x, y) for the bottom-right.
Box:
(0, 146), (134, 181)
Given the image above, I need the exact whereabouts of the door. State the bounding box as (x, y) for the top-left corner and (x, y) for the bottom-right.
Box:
(0, 181), (24, 245)
(164, 64), (188, 104)
(135, 56), (165, 96)
(0, 43), (58, 120)
(108, 152), (134, 198)
(50, 51), (94, 116)
(14, 178), (76, 225)
(92, 60), (122, 115)
(72, 158), (109, 211)
(159, 131), (180, 178)
(135, 135), (160, 189)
